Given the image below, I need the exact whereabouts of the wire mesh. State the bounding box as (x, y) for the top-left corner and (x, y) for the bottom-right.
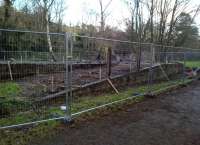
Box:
(0, 30), (68, 128)
(0, 29), (200, 129)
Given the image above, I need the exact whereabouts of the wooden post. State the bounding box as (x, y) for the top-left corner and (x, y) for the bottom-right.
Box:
(107, 47), (112, 78)
(105, 47), (120, 94)
(136, 43), (142, 72)
(99, 64), (102, 80)
(107, 79), (119, 94)
(51, 75), (54, 93)
(8, 61), (13, 81)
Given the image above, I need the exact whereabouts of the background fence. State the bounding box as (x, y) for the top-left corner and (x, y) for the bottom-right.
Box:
(0, 29), (200, 129)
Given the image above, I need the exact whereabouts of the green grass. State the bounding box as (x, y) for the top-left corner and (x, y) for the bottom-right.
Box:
(70, 79), (186, 113)
(0, 82), (31, 119)
(185, 61), (200, 68)
(0, 78), (193, 145)
(0, 82), (22, 98)
(0, 79), (188, 127)
(0, 120), (60, 145)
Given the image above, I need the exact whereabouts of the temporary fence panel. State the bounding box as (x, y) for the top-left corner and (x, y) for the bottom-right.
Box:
(0, 29), (72, 129)
(0, 29), (200, 129)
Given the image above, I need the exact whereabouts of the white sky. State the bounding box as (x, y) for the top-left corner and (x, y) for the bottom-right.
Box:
(64, 0), (130, 30)
(1, 0), (200, 31)
(64, 0), (200, 30)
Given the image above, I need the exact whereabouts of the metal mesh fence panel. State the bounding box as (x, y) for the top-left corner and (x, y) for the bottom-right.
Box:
(147, 44), (196, 95)
(70, 36), (153, 115)
(0, 29), (200, 129)
(0, 29), (70, 128)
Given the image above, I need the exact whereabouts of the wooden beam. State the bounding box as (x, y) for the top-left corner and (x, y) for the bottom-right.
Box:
(107, 78), (119, 94)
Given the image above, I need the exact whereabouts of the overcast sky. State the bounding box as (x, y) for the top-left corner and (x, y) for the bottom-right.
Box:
(1, 0), (200, 31)
(64, 0), (137, 29)
(64, 0), (200, 30)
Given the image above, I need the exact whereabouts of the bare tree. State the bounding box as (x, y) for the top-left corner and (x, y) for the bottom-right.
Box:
(53, 0), (65, 32)
(191, 4), (200, 23)
(124, 0), (199, 49)
(150, 0), (155, 43)
(98, 0), (112, 36)
(125, 0), (144, 71)
(166, 0), (179, 45)
(34, 0), (56, 61)
(166, 0), (192, 45)
(3, 0), (15, 27)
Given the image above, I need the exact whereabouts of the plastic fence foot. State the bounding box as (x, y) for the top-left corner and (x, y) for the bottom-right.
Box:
(144, 93), (156, 98)
(63, 117), (74, 125)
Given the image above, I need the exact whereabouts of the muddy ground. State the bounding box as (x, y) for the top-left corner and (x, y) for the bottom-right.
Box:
(17, 63), (150, 100)
(31, 80), (200, 145)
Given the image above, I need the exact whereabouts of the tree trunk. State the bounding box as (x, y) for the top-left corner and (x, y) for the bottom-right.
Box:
(99, 0), (105, 36)
(150, 0), (154, 43)
(45, 9), (56, 61)
(166, 0), (178, 45)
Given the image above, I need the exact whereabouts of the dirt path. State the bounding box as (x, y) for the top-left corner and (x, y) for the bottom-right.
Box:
(34, 81), (200, 145)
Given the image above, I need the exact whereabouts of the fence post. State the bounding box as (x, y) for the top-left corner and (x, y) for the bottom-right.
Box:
(136, 43), (142, 72)
(25, 51), (27, 62)
(20, 55), (23, 64)
(107, 47), (112, 78)
(64, 32), (72, 122)
(182, 52), (186, 84)
(147, 43), (155, 95)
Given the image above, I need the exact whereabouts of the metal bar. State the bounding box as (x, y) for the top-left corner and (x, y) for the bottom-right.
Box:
(107, 47), (112, 77)
(69, 33), (73, 117)
(0, 117), (65, 130)
(147, 43), (154, 94)
(0, 28), (65, 35)
(154, 44), (200, 51)
(72, 78), (196, 118)
(71, 93), (144, 118)
(0, 78), (196, 130)
(74, 34), (200, 51)
(65, 33), (73, 121)
(64, 32), (72, 122)
(0, 28), (199, 130)
(0, 93), (143, 130)
(73, 34), (141, 44)
(150, 79), (194, 95)
(136, 43), (142, 71)
(0, 28), (199, 51)
(182, 52), (186, 83)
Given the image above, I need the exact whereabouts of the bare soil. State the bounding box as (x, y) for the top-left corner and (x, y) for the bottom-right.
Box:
(32, 80), (200, 145)
(17, 63), (147, 100)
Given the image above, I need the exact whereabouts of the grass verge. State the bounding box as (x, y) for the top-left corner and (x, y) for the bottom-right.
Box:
(185, 61), (200, 68)
(0, 79), (190, 127)
(0, 78), (193, 145)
